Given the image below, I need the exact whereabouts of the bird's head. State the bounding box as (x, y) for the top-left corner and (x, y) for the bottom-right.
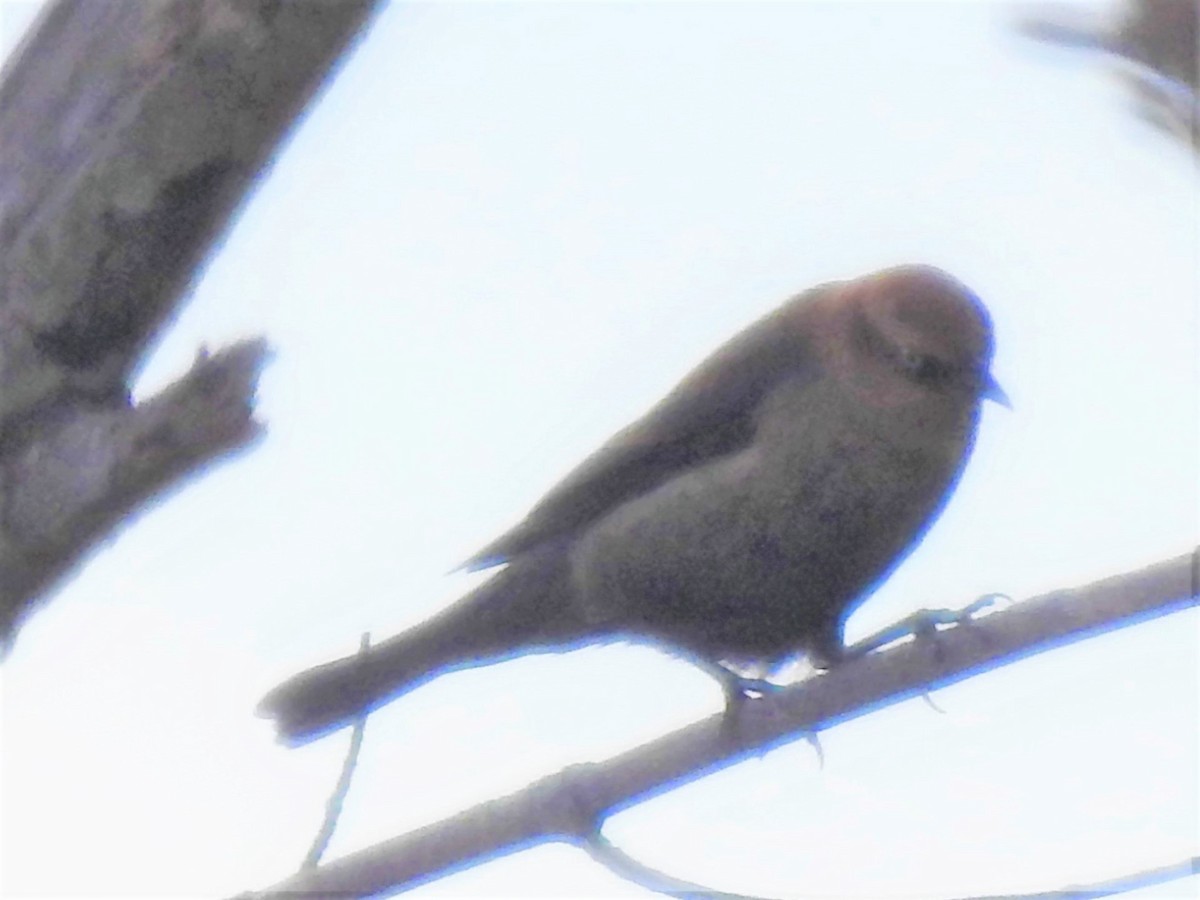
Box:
(816, 265), (1008, 411)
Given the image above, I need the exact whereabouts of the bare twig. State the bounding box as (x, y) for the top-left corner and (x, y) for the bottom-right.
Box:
(1016, 0), (1199, 152)
(583, 830), (759, 899)
(302, 634), (373, 871)
(580, 840), (1199, 900)
(964, 854), (1199, 899)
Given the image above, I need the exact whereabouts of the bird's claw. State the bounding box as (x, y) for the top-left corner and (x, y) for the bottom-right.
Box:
(804, 731), (825, 768)
(919, 690), (946, 714)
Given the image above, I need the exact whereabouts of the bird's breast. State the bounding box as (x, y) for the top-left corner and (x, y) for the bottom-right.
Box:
(569, 377), (977, 660)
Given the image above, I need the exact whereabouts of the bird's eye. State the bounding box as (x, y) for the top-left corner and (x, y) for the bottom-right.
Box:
(900, 348), (951, 384)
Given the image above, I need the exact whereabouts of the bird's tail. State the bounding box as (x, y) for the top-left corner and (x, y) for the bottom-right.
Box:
(257, 547), (593, 745)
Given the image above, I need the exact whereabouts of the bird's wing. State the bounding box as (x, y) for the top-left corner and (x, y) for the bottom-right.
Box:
(460, 291), (824, 570)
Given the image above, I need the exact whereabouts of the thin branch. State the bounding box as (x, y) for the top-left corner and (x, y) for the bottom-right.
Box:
(583, 830), (757, 900)
(579, 821), (1199, 900)
(964, 854), (1199, 899)
(303, 634), (373, 871)
(244, 551), (1198, 899)
(1016, 0), (1199, 153)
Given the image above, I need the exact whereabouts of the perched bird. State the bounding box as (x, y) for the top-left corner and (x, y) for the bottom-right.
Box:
(260, 264), (1006, 745)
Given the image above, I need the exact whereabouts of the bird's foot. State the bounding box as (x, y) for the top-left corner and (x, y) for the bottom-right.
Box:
(717, 673), (824, 766)
(729, 675), (783, 700)
(713, 671), (782, 744)
(844, 592), (1010, 660)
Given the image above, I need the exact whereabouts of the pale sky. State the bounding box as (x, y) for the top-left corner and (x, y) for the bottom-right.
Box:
(0, 1), (1196, 898)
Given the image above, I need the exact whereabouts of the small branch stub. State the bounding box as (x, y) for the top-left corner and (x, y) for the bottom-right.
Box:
(0, 338), (270, 645)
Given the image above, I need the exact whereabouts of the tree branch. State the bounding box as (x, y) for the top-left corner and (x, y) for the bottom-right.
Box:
(1016, 0), (1198, 152)
(245, 551), (1198, 898)
(0, 0), (383, 643)
(0, 339), (269, 643)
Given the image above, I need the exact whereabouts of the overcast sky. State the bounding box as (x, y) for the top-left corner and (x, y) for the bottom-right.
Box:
(1, 1), (1196, 898)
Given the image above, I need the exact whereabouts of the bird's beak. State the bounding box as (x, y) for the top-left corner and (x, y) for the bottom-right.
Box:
(981, 372), (1011, 409)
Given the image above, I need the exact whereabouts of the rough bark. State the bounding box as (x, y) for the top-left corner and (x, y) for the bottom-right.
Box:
(0, 0), (382, 643)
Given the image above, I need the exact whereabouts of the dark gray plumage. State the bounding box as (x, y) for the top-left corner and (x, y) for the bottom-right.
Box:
(259, 264), (1005, 744)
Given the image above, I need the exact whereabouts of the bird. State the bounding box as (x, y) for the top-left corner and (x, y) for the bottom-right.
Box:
(259, 264), (1007, 745)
